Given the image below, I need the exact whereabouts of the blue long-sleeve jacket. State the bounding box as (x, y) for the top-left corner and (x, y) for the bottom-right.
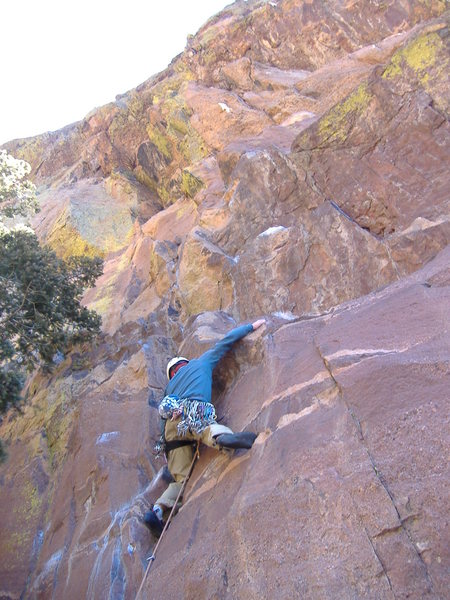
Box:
(163, 323), (253, 403)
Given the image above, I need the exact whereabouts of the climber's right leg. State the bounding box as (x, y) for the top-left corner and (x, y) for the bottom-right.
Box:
(202, 423), (257, 450)
(214, 431), (257, 449)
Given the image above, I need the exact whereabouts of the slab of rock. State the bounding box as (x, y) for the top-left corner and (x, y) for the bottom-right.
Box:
(32, 180), (138, 259)
(387, 218), (450, 276)
(177, 228), (235, 317)
(144, 246), (449, 600)
(0, 249), (448, 600)
(233, 201), (399, 318)
(141, 197), (198, 243)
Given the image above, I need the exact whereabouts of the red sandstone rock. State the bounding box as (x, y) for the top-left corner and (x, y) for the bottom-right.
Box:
(292, 20), (450, 238)
(185, 82), (273, 152)
(177, 228), (235, 317)
(0, 2), (448, 599)
(141, 198), (198, 242)
(145, 246), (450, 600)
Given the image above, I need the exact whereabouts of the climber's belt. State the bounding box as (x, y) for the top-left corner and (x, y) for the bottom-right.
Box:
(164, 439), (197, 456)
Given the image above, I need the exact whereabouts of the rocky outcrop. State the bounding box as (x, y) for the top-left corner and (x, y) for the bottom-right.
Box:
(0, 1), (449, 599)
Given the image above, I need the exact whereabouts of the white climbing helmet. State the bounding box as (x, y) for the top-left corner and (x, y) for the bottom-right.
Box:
(166, 356), (189, 380)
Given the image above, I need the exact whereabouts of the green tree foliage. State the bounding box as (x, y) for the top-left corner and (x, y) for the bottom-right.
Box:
(0, 231), (103, 408)
(0, 151), (103, 433)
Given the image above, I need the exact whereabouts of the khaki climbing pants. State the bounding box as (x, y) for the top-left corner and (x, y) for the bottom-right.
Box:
(156, 421), (233, 509)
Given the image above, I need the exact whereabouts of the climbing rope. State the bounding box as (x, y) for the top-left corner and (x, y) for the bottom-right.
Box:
(135, 441), (200, 600)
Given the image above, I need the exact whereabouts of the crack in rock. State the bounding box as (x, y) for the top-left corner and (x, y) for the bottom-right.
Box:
(316, 342), (437, 596)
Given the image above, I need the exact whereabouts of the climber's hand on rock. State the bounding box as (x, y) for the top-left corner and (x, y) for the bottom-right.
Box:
(252, 319), (265, 330)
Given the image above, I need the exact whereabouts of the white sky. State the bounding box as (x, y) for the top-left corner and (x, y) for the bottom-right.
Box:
(0, 0), (233, 145)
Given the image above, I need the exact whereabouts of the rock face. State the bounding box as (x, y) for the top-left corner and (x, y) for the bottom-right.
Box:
(149, 247), (450, 600)
(0, 1), (449, 599)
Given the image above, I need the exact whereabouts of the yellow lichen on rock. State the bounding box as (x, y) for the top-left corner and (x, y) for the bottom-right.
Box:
(416, 0), (447, 13)
(105, 171), (137, 203)
(382, 30), (446, 85)
(85, 250), (131, 319)
(178, 229), (234, 316)
(139, 78), (208, 204)
(146, 124), (173, 161)
(47, 219), (104, 260)
(155, 92), (208, 165)
(135, 165), (158, 193)
(44, 397), (78, 470)
(180, 170), (204, 198)
(318, 82), (372, 145)
(13, 481), (42, 521)
(40, 180), (137, 260)
(86, 289), (115, 318)
(108, 93), (147, 144)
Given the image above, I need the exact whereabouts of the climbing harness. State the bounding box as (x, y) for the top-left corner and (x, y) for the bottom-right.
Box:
(153, 435), (197, 459)
(135, 441), (200, 600)
(152, 409), (199, 459)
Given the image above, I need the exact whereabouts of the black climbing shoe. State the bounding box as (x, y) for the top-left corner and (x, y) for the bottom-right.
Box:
(143, 510), (164, 538)
(215, 431), (257, 450)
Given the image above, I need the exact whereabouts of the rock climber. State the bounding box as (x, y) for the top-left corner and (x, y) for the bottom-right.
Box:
(144, 318), (265, 537)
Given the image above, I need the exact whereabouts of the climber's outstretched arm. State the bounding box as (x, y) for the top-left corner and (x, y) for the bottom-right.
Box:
(201, 319), (265, 370)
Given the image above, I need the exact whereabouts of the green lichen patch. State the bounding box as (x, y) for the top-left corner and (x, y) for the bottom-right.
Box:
(146, 125), (173, 161)
(106, 170), (135, 195)
(135, 165), (158, 193)
(158, 94), (208, 164)
(139, 80), (208, 205)
(44, 401), (77, 470)
(317, 82), (373, 145)
(197, 23), (222, 47)
(86, 275), (119, 318)
(3, 529), (34, 562)
(126, 93), (146, 120)
(46, 185), (136, 259)
(6, 135), (47, 173)
(382, 31), (447, 86)
(13, 481), (43, 522)
(168, 115), (190, 137)
(417, 0), (447, 11)
(173, 61), (196, 79)
(180, 170), (204, 199)
(178, 131), (208, 165)
(85, 249), (131, 318)
(87, 293), (113, 319)
(108, 92), (149, 144)
(47, 219), (104, 261)
(156, 184), (171, 206)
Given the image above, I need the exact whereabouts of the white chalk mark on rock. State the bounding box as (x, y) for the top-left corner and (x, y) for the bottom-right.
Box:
(272, 311), (297, 320)
(258, 225), (287, 237)
(218, 102), (232, 113)
(96, 431), (120, 444)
